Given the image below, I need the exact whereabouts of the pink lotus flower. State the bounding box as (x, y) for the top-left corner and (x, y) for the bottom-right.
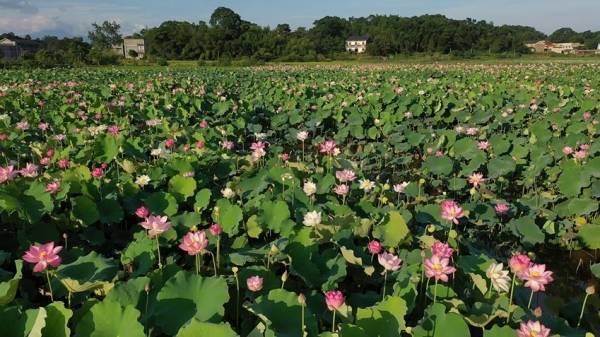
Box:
(195, 140), (205, 149)
(335, 169), (356, 182)
(319, 139), (339, 156)
(431, 241), (453, 259)
(580, 143), (590, 151)
(107, 125), (120, 136)
(0, 165), (18, 183)
(22, 242), (63, 273)
(494, 203), (510, 215)
(333, 184), (349, 196)
(38, 122), (49, 131)
(466, 127), (479, 135)
(20, 163), (39, 178)
(368, 240), (382, 254)
(221, 140), (234, 150)
(440, 200), (464, 224)
(509, 254), (532, 278)
(478, 141), (490, 151)
(141, 215), (172, 238)
(573, 150), (588, 161)
(135, 206), (150, 218)
(40, 157), (51, 166)
(583, 111), (592, 121)
(562, 146), (573, 155)
(522, 264), (553, 292)
(280, 153), (289, 161)
(468, 173), (485, 187)
(92, 167), (104, 178)
(424, 255), (456, 282)
(516, 321), (551, 337)
(393, 182), (409, 193)
(250, 141), (266, 151)
(58, 159), (70, 169)
(324, 290), (345, 310)
(378, 252), (402, 271)
(246, 276), (264, 292)
(209, 223), (223, 236)
(199, 120), (208, 128)
(165, 138), (176, 148)
(46, 180), (61, 194)
(16, 121), (29, 130)
(179, 230), (209, 256)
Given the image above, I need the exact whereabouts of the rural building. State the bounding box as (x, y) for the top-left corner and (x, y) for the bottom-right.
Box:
(112, 37), (145, 59)
(0, 37), (40, 60)
(525, 40), (584, 54)
(346, 36), (368, 53)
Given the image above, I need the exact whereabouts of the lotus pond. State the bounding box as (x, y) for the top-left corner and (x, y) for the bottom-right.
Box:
(0, 64), (599, 337)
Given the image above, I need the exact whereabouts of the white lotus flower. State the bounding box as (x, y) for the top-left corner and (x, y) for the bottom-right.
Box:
(296, 131), (309, 141)
(221, 187), (235, 199)
(359, 179), (375, 192)
(303, 211), (321, 227)
(135, 175), (151, 187)
(303, 181), (317, 196)
(486, 262), (510, 293)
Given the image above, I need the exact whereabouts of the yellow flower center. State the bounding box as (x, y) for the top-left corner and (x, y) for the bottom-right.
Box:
(432, 263), (443, 271)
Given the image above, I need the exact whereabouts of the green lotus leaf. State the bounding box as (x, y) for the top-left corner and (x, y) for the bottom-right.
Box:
(355, 296), (407, 337)
(194, 188), (212, 212)
(483, 325), (517, 337)
(260, 200), (291, 235)
(249, 289), (318, 337)
(93, 135), (120, 163)
(0, 259), (22, 306)
(56, 252), (118, 293)
(579, 224), (600, 249)
(423, 156), (454, 176)
(42, 301), (73, 337)
(213, 198), (244, 235)
(71, 196), (99, 226)
(169, 175), (197, 201)
(373, 211), (410, 248)
(143, 192), (179, 216)
(176, 320), (238, 337)
(154, 271), (229, 335)
(74, 300), (145, 337)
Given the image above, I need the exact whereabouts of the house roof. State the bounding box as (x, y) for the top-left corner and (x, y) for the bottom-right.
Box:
(347, 35), (369, 41)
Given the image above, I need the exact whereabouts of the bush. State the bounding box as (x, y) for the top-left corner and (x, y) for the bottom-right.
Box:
(157, 57), (168, 66)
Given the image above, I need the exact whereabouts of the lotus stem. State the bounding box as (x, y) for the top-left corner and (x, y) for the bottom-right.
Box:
(209, 252), (217, 276)
(331, 310), (336, 333)
(155, 236), (162, 269)
(234, 270), (240, 329)
(216, 237), (221, 274)
(577, 292), (590, 328)
(382, 271), (388, 301)
(527, 289), (534, 309)
(433, 279), (438, 304)
(506, 273), (517, 324)
(301, 302), (305, 336)
(45, 269), (54, 302)
(195, 254), (200, 275)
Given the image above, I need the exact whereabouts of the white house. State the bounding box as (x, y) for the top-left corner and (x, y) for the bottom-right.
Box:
(346, 36), (368, 53)
(112, 37), (145, 59)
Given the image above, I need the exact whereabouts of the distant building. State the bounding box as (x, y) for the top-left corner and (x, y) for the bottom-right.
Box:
(0, 37), (40, 60)
(346, 36), (368, 53)
(525, 40), (584, 54)
(112, 37), (145, 59)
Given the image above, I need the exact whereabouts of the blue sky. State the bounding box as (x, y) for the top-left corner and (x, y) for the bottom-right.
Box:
(1, 0), (599, 37)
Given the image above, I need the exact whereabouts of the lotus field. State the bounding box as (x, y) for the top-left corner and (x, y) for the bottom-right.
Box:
(1, 64), (600, 337)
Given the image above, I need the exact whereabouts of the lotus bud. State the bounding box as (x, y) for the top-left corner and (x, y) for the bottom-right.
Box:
(427, 224), (436, 233)
(419, 178), (425, 184)
(382, 183), (390, 191)
(298, 293), (306, 306)
(281, 270), (288, 282)
(62, 233), (68, 239)
(586, 285), (595, 295)
(144, 283), (150, 293)
(232, 266), (239, 274)
(270, 244), (279, 255)
(533, 307), (543, 317)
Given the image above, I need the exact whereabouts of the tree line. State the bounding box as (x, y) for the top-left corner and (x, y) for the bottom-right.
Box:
(2, 7), (600, 67)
